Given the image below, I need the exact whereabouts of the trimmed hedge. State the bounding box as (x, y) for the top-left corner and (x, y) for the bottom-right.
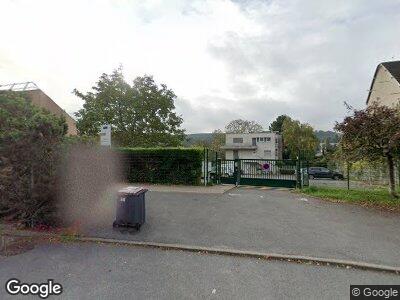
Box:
(118, 147), (203, 185)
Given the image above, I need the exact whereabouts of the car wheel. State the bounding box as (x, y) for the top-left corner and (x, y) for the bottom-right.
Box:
(309, 175), (314, 179)
(333, 175), (340, 180)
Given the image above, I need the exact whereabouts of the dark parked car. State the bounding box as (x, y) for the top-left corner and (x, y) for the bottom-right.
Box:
(308, 167), (344, 180)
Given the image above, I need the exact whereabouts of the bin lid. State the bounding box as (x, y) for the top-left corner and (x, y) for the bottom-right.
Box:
(118, 186), (148, 195)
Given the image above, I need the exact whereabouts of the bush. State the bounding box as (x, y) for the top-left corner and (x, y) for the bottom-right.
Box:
(0, 92), (67, 227)
(118, 147), (203, 185)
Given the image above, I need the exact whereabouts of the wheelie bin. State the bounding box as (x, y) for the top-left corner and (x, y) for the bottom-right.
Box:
(113, 186), (148, 231)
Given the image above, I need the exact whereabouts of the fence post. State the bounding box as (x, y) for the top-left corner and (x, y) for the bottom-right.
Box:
(234, 159), (241, 186)
(217, 158), (221, 184)
(203, 148), (206, 186)
(215, 151), (218, 184)
(296, 159), (301, 189)
(206, 148), (209, 185)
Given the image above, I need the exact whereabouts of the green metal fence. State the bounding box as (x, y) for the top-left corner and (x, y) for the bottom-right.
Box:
(201, 148), (309, 188)
(216, 158), (308, 188)
(201, 148), (219, 185)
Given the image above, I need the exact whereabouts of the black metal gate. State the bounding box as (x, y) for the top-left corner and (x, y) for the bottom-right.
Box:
(216, 158), (308, 188)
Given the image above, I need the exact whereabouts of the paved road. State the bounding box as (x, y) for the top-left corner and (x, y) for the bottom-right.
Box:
(83, 187), (400, 267)
(0, 242), (398, 299)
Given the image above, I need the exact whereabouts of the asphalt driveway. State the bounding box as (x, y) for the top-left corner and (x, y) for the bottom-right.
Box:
(83, 187), (400, 267)
(0, 242), (398, 300)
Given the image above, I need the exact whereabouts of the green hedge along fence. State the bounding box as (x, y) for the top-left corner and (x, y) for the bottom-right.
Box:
(118, 147), (203, 185)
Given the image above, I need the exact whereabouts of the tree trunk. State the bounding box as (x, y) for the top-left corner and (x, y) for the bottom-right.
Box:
(398, 160), (400, 189)
(346, 162), (350, 190)
(387, 154), (397, 198)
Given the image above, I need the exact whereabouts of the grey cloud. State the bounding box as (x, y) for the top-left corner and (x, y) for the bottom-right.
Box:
(177, 94), (325, 133)
(200, 0), (400, 131)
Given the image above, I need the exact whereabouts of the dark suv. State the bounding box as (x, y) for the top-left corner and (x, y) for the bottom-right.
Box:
(308, 167), (344, 180)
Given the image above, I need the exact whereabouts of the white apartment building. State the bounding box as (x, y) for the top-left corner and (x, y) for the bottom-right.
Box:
(221, 132), (283, 160)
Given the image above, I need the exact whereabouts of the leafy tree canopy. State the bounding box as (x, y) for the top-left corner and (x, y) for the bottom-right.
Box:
(335, 103), (400, 197)
(225, 119), (263, 133)
(282, 118), (318, 161)
(74, 67), (185, 147)
(0, 91), (67, 146)
(269, 115), (290, 132)
(0, 91), (67, 226)
(210, 129), (225, 152)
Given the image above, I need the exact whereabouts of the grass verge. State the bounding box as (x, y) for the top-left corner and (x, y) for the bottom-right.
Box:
(300, 186), (400, 212)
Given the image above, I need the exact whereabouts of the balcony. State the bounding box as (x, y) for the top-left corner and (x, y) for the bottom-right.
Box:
(220, 144), (257, 150)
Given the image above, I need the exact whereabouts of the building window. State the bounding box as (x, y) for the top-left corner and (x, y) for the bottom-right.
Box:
(257, 137), (269, 142)
(264, 150), (272, 157)
(233, 138), (243, 143)
(252, 137), (272, 143)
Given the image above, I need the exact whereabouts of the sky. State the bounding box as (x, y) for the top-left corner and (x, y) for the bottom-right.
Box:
(1, 0), (400, 133)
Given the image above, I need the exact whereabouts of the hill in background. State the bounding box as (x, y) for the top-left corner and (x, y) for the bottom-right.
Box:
(314, 130), (340, 143)
(183, 133), (213, 147)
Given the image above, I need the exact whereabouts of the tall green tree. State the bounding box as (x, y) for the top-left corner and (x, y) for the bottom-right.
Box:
(74, 67), (185, 147)
(282, 118), (318, 161)
(335, 103), (400, 198)
(269, 115), (290, 132)
(0, 91), (67, 226)
(225, 119), (263, 133)
(210, 129), (225, 152)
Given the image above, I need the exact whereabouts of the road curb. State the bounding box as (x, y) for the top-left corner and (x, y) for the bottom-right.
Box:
(1, 230), (399, 275)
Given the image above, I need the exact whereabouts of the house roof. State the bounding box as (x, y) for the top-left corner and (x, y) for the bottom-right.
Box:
(382, 61), (400, 83)
(366, 60), (400, 104)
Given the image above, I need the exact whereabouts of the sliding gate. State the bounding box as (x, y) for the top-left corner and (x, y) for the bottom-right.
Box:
(217, 158), (307, 188)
